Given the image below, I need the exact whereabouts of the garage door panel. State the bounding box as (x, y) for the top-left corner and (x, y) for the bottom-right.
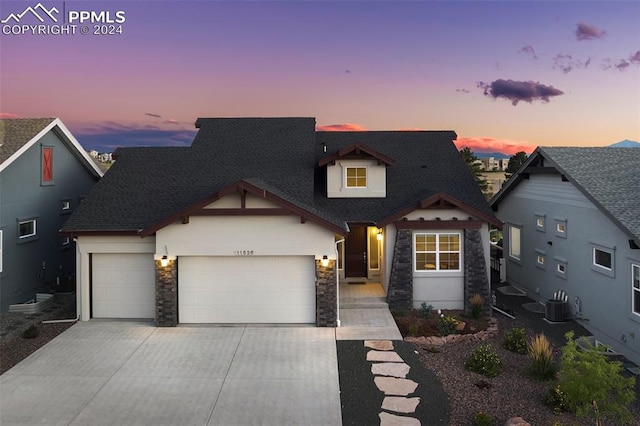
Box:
(93, 253), (155, 319)
(179, 256), (316, 324)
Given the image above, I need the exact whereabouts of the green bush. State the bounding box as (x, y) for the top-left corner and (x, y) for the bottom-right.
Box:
(418, 302), (433, 318)
(552, 331), (636, 424)
(503, 327), (527, 354)
(545, 384), (569, 414)
(472, 410), (493, 426)
(23, 324), (40, 339)
(464, 344), (502, 378)
(527, 333), (556, 380)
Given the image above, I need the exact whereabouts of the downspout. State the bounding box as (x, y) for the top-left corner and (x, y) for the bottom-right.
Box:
(335, 238), (345, 327)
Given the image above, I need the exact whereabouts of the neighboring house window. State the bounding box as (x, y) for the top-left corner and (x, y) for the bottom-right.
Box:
(415, 232), (461, 271)
(61, 236), (71, 248)
(593, 248), (612, 270)
(345, 167), (366, 188)
(633, 264), (640, 315)
(61, 199), (72, 213)
(555, 257), (568, 279)
(18, 219), (37, 239)
(535, 249), (546, 270)
(555, 219), (567, 238)
(591, 243), (615, 278)
(535, 214), (545, 232)
(42, 146), (54, 184)
(508, 225), (521, 261)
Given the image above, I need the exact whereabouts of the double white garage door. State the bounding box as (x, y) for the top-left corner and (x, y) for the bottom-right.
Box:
(92, 254), (316, 323)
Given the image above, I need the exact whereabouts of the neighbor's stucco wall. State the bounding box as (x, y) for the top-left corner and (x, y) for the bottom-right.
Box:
(326, 159), (386, 198)
(0, 130), (98, 312)
(497, 173), (640, 366)
(75, 235), (156, 321)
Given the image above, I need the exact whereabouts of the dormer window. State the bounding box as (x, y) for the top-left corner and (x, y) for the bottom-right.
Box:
(346, 167), (367, 188)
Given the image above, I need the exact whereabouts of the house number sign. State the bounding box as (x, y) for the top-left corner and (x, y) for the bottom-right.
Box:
(234, 250), (255, 256)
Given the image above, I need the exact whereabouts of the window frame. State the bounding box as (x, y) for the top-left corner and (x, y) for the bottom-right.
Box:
(508, 224), (522, 263)
(632, 264), (640, 316)
(414, 232), (461, 272)
(554, 219), (567, 238)
(555, 257), (568, 280)
(535, 214), (546, 232)
(590, 243), (615, 278)
(18, 218), (37, 241)
(61, 199), (72, 213)
(593, 248), (613, 270)
(345, 166), (367, 188)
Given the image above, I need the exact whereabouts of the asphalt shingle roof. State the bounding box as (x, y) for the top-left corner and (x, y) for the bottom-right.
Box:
(539, 147), (640, 240)
(63, 118), (496, 234)
(0, 118), (56, 165)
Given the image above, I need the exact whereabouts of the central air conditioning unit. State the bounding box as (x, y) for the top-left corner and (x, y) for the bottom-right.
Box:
(545, 290), (568, 322)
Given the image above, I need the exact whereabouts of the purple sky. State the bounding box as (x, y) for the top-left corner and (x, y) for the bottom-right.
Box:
(1, 1), (639, 154)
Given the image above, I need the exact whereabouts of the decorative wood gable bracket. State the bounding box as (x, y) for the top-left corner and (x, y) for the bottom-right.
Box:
(318, 143), (396, 167)
(378, 192), (502, 229)
(139, 180), (346, 237)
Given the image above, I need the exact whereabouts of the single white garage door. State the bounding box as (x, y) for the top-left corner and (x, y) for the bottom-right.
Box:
(179, 256), (316, 323)
(92, 253), (156, 319)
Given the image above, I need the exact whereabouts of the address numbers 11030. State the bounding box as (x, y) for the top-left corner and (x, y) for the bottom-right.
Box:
(235, 250), (255, 256)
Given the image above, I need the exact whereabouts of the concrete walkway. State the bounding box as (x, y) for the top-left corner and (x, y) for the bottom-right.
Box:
(0, 322), (341, 426)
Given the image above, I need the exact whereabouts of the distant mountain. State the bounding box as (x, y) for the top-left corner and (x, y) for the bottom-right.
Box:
(475, 152), (510, 159)
(608, 139), (640, 148)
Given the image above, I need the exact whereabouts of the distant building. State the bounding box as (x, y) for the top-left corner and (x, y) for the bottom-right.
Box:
(97, 152), (112, 163)
(88, 150), (99, 158)
(479, 157), (508, 171)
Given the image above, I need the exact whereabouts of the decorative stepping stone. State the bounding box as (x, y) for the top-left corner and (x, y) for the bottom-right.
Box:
(382, 396), (420, 414)
(364, 340), (394, 351)
(367, 350), (403, 362)
(371, 362), (410, 378)
(374, 377), (418, 396)
(379, 412), (421, 426)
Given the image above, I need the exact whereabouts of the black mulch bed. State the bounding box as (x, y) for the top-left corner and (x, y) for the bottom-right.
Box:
(337, 340), (450, 426)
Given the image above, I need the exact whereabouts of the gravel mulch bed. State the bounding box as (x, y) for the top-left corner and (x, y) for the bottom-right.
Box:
(0, 292), (77, 375)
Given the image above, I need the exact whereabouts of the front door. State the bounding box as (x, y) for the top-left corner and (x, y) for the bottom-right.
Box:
(345, 225), (368, 277)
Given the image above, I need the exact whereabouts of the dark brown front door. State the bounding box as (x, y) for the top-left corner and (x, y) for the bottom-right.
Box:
(345, 226), (368, 277)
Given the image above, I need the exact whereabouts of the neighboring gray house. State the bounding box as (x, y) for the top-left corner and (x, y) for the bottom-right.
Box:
(491, 147), (640, 366)
(0, 118), (102, 312)
(62, 117), (500, 327)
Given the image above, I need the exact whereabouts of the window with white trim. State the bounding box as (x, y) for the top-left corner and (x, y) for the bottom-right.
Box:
(415, 233), (461, 271)
(632, 264), (640, 316)
(555, 219), (567, 238)
(555, 257), (568, 279)
(18, 219), (36, 239)
(345, 167), (367, 188)
(61, 199), (71, 212)
(593, 248), (612, 270)
(509, 225), (521, 261)
(61, 236), (71, 248)
(535, 214), (545, 232)
(536, 254), (545, 265)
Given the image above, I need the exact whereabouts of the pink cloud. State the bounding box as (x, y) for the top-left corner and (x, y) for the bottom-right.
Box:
(316, 123), (366, 131)
(454, 137), (536, 156)
(0, 112), (21, 119)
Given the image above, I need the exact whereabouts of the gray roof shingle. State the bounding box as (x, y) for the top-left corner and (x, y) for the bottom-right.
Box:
(63, 118), (496, 234)
(0, 118), (56, 165)
(539, 147), (640, 240)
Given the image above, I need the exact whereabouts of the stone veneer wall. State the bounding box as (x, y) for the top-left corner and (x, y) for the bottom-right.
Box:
(315, 259), (337, 327)
(463, 229), (491, 317)
(387, 229), (413, 310)
(156, 259), (178, 327)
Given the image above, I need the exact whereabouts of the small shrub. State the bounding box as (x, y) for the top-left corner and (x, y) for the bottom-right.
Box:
(23, 324), (40, 339)
(527, 333), (556, 380)
(503, 327), (527, 354)
(426, 345), (440, 353)
(545, 384), (569, 414)
(418, 302), (433, 318)
(553, 331), (636, 424)
(437, 314), (459, 335)
(470, 293), (485, 319)
(464, 343), (502, 378)
(472, 410), (493, 426)
(408, 323), (419, 336)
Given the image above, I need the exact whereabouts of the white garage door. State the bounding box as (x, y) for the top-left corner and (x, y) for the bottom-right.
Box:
(92, 253), (156, 319)
(179, 256), (316, 323)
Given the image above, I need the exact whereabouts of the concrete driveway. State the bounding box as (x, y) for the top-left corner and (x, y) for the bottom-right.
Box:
(0, 322), (342, 426)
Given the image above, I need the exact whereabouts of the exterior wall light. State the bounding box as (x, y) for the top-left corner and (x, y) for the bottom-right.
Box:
(321, 255), (329, 267)
(160, 255), (169, 267)
(377, 230), (383, 241)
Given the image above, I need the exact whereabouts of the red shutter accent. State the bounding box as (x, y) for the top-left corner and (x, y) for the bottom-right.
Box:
(43, 148), (53, 181)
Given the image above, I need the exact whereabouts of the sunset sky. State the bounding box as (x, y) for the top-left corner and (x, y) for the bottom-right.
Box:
(1, 0), (638, 155)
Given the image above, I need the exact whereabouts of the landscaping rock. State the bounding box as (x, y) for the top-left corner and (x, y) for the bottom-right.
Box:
(379, 412), (421, 426)
(505, 417), (531, 426)
(367, 350), (404, 362)
(371, 362), (411, 378)
(365, 340), (394, 351)
(382, 396), (420, 414)
(374, 377), (418, 396)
